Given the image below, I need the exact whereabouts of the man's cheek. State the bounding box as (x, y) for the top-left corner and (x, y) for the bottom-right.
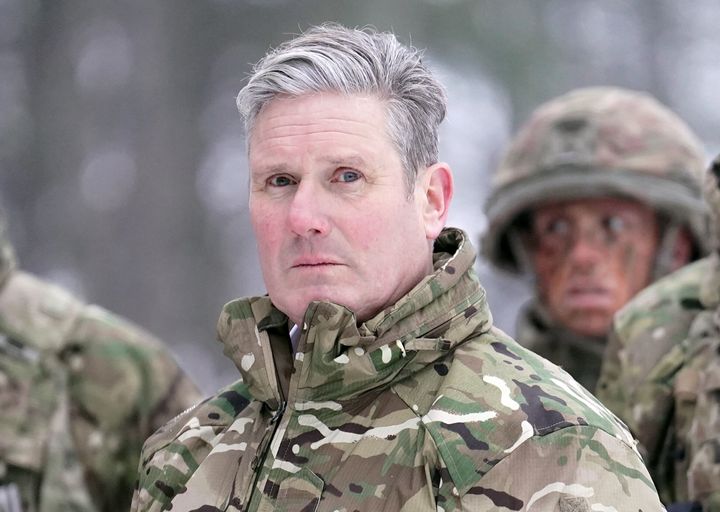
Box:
(535, 253), (566, 287)
(536, 265), (565, 304)
(617, 241), (653, 294)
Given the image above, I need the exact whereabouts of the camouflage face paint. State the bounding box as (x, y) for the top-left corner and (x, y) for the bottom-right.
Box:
(529, 197), (659, 337)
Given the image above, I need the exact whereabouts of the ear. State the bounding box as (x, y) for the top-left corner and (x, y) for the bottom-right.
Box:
(670, 226), (693, 271)
(417, 162), (454, 240)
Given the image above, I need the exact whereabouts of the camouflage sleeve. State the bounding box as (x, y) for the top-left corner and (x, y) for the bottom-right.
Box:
(688, 340), (720, 511)
(595, 326), (624, 413)
(597, 320), (679, 464)
(69, 303), (203, 429)
(447, 426), (665, 511)
(596, 275), (707, 506)
(66, 304), (203, 512)
(597, 259), (709, 424)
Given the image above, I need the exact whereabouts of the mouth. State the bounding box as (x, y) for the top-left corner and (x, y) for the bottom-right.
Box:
(564, 285), (613, 309)
(293, 263), (342, 268)
(291, 257), (344, 269)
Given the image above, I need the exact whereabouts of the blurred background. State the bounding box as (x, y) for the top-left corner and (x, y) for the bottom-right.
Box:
(3, 0), (720, 394)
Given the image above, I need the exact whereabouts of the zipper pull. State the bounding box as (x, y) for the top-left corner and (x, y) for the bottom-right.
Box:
(270, 401), (286, 424)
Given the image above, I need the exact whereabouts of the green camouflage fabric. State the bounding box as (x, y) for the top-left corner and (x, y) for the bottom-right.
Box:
(483, 86), (708, 274)
(515, 301), (606, 392)
(681, 155), (720, 510)
(0, 268), (203, 512)
(687, 328), (720, 511)
(132, 228), (663, 511)
(596, 254), (720, 507)
(597, 155), (720, 510)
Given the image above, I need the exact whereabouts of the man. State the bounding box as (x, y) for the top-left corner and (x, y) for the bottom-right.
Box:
(482, 86), (708, 391)
(0, 213), (202, 512)
(596, 154), (720, 510)
(132, 24), (663, 511)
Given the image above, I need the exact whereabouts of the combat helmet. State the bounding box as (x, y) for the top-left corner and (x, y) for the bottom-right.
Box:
(483, 86), (708, 274)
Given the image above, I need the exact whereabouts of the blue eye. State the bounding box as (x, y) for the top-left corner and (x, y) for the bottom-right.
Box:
(268, 175), (295, 187)
(603, 215), (626, 234)
(544, 218), (571, 236)
(335, 169), (361, 183)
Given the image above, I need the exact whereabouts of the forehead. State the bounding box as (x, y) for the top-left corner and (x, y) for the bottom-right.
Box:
(248, 92), (390, 156)
(532, 196), (655, 218)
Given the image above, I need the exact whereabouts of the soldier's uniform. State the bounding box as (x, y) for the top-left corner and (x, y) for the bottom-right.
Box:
(598, 155), (720, 510)
(132, 229), (663, 512)
(483, 86), (708, 391)
(0, 220), (203, 512)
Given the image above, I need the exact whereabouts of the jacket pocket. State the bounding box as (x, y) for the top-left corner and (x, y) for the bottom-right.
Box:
(274, 468), (324, 512)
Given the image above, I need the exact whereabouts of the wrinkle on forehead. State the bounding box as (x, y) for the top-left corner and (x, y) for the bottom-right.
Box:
(248, 93), (389, 153)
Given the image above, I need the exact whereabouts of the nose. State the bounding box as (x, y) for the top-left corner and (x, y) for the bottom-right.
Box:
(566, 225), (605, 270)
(287, 181), (330, 238)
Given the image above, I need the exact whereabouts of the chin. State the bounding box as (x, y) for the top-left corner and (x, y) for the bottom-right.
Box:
(574, 327), (609, 338)
(290, 292), (356, 317)
(567, 321), (611, 338)
(562, 311), (612, 338)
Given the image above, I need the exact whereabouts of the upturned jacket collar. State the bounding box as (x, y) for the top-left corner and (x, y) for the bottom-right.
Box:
(216, 227), (492, 405)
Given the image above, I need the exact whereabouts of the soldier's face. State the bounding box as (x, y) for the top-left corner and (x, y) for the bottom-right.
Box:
(248, 92), (450, 326)
(528, 198), (659, 338)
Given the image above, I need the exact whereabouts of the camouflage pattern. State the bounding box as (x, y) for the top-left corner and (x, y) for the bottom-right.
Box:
(514, 301), (605, 392)
(682, 155), (720, 511)
(0, 267), (203, 512)
(596, 256), (718, 506)
(686, 155), (720, 510)
(687, 331), (720, 511)
(132, 228), (664, 511)
(597, 154), (720, 510)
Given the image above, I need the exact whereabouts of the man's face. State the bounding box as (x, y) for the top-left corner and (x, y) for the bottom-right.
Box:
(249, 92), (445, 326)
(528, 197), (659, 338)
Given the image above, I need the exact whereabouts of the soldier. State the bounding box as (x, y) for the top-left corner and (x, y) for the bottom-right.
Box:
(0, 213), (202, 512)
(131, 24), (664, 511)
(597, 154), (720, 511)
(482, 86), (708, 391)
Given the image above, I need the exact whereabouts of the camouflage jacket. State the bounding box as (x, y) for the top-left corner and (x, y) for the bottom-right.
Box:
(132, 228), (663, 511)
(515, 301), (606, 392)
(687, 306), (720, 511)
(596, 255), (720, 507)
(0, 269), (202, 512)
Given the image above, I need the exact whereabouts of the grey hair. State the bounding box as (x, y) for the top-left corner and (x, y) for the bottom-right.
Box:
(236, 23), (447, 189)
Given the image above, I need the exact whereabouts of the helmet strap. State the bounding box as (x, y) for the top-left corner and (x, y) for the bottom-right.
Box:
(652, 221), (682, 281)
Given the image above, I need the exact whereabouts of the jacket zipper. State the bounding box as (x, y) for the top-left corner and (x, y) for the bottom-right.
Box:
(250, 401), (287, 471)
(244, 332), (291, 509)
(243, 320), (311, 510)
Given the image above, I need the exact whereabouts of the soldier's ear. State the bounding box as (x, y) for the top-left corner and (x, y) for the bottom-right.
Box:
(418, 162), (453, 240)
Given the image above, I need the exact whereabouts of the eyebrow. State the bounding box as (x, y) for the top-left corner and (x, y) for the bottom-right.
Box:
(255, 163), (290, 176)
(254, 155), (369, 176)
(320, 155), (368, 168)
